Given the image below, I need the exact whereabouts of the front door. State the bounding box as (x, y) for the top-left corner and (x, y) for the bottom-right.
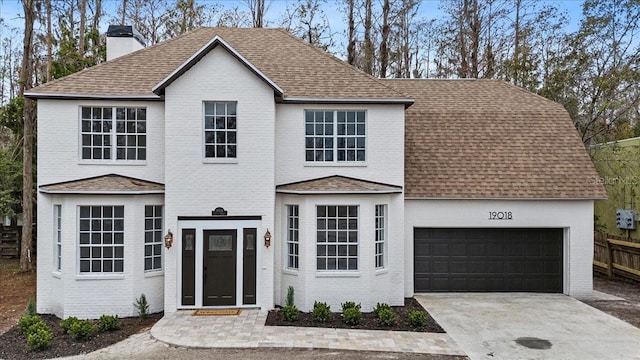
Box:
(202, 230), (237, 306)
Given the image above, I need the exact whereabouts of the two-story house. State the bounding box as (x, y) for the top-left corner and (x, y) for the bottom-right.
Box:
(27, 26), (605, 319)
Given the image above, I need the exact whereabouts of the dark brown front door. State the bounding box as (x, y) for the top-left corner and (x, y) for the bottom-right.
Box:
(203, 230), (237, 306)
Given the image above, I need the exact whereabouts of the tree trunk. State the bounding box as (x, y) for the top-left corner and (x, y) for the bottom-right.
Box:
(79, 0), (87, 55)
(121, 0), (128, 24)
(46, 0), (53, 82)
(93, 0), (102, 30)
(20, 0), (36, 273)
(379, 0), (390, 78)
(363, 0), (373, 75)
(347, 0), (355, 65)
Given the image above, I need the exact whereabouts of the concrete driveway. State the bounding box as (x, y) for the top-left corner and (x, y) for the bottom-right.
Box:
(416, 293), (640, 360)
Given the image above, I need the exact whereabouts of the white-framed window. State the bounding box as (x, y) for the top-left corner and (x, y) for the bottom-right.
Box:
(286, 205), (299, 269)
(375, 205), (386, 269)
(80, 106), (147, 161)
(316, 205), (358, 270)
(305, 110), (366, 162)
(54, 205), (62, 271)
(144, 205), (163, 271)
(78, 206), (124, 273)
(204, 101), (237, 158)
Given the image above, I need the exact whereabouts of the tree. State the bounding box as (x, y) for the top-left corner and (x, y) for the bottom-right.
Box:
(20, 0), (36, 272)
(245, 0), (267, 28)
(280, 0), (333, 50)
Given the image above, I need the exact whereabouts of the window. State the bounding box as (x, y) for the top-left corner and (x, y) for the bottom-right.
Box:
(204, 102), (237, 158)
(55, 205), (62, 271)
(305, 110), (365, 162)
(316, 205), (358, 270)
(287, 205), (299, 269)
(78, 206), (124, 273)
(375, 205), (386, 269)
(81, 107), (146, 161)
(144, 206), (163, 271)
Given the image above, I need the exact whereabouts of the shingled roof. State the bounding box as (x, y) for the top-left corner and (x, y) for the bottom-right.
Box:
(386, 79), (606, 199)
(39, 174), (164, 194)
(276, 175), (402, 194)
(26, 27), (409, 103)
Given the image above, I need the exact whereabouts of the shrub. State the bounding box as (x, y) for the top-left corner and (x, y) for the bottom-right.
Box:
(26, 323), (53, 351)
(134, 293), (150, 319)
(407, 310), (427, 328)
(97, 315), (120, 332)
(26, 297), (37, 316)
(19, 315), (46, 335)
(281, 304), (299, 322)
(60, 316), (80, 334)
(342, 307), (362, 325)
(375, 302), (392, 316)
(311, 301), (331, 323)
(68, 319), (95, 341)
(286, 286), (295, 307)
(377, 307), (397, 326)
(340, 301), (361, 313)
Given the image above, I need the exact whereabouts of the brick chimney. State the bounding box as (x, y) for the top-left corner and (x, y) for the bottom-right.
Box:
(106, 25), (145, 61)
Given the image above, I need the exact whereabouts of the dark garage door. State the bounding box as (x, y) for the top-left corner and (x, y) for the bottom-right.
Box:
(414, 228), (563, 292)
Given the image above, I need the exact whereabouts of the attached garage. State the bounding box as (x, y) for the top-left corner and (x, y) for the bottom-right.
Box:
(414, 228), (563, 293)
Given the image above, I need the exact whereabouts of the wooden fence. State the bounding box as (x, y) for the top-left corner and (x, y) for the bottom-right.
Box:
(0, 225), (20, 258)
(594, 236), (640, 282)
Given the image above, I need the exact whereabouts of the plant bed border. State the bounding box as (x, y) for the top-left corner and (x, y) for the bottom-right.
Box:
(0, 312), (162, 360)
(265, 298), (444, 333)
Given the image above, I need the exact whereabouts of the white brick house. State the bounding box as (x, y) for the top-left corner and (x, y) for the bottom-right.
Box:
(27, 26), (605, 319)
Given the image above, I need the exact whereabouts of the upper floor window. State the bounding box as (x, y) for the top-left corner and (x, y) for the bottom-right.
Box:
(305, 110), (365, 163)
(81, 107), (146, 161)
(204, 102), (237, 158)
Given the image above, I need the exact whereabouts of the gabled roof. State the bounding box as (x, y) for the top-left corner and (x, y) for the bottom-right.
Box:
(276, 175), (402, 194)
(386, 79), (607, 199)
(39, 174), (164, 194)
(26, 27), (411, 104)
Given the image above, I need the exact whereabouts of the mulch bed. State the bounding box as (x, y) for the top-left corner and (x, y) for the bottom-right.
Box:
(265, 298), (444, 333)
(0, 312), (162, 360)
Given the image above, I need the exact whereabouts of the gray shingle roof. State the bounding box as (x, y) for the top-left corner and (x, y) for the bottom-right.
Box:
(386, 79), (606, 199)
(39, 174), (164, 194)
(26, 27), (409, 102)
(276, 175), (402, 194)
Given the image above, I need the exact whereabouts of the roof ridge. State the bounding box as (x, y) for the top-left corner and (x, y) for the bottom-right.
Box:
(274, 28), (409, 99)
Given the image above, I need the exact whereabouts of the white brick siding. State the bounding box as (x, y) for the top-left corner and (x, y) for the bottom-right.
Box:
(163, 46), (275, 312)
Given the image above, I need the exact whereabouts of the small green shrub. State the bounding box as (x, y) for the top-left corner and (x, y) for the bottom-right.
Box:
(26, 297), (37, 316)
(342, 307), (362, 325)
(340, 301), (361, 313)
(60, 316), (80, 334)
(407, 310), (427, 328)
(19, 315), (45, 335)
(68, 319), (95, 341)
(377, 307), (397, 326)
(375, 302), (392, 316)
(134, 293), (150, 319)
(26, 323), (53, 351)
(311, 301), (331, 323)
(286, 286), (295, 307)
(281, 304), (299, 322)
(97, 315), (120, 332)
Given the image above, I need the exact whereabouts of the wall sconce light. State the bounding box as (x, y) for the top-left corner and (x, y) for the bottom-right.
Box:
(164, 230), (174, 249)
(264, 229), (272, 248)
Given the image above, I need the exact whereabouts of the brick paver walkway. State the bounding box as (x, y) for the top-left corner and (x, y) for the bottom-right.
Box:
(150, 310), (465, 355)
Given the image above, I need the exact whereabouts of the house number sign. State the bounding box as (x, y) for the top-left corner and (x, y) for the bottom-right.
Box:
(488, 211), (513, 220)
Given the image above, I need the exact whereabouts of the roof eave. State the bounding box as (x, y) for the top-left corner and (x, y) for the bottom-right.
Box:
(39, 189), (165, 195)
(152, 35), (284, 97)
(281, 97), (414, 108)
(276, 189), (403, 195)
(404, 196), (608, 201)
(24, 92), (163, 101)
